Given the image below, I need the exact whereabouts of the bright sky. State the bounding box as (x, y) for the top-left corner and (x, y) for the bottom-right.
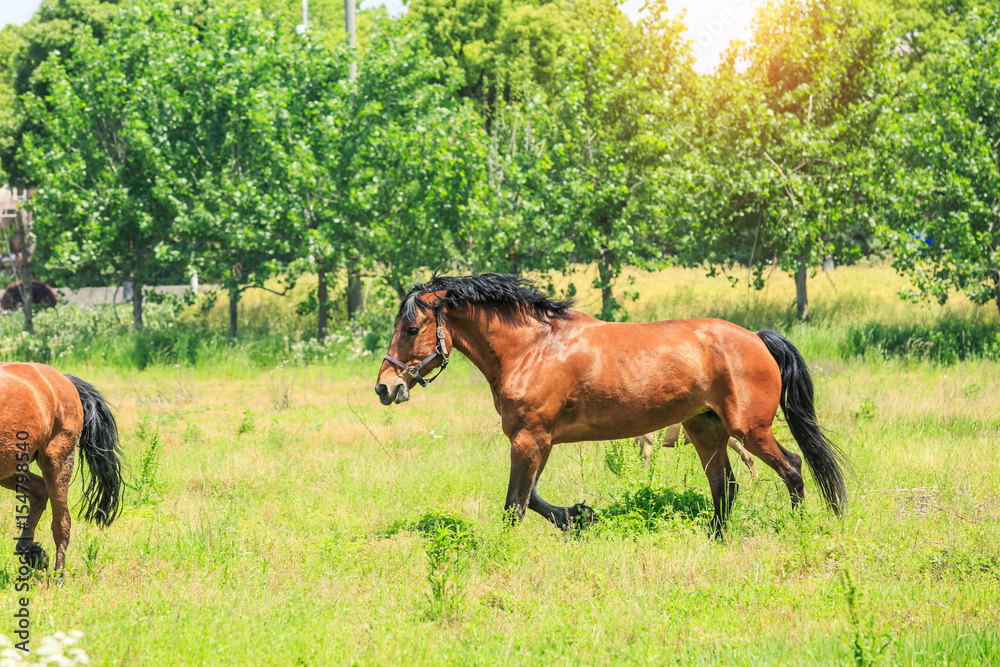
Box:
(0, 0), (42, 28)
(1, 0), (768, 72)
(621, 0), (769, 71)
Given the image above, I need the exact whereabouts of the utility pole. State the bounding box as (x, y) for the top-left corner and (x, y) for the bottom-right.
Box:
(345, 0), (362, 321)
(296, 0), (308, 34)
(345, 0), (357, 81)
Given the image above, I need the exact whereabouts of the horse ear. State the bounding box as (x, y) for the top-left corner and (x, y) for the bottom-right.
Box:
(424, 290), (449, 307)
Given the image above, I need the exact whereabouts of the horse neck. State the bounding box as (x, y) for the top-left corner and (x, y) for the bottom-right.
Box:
(445, 305), (546, 388)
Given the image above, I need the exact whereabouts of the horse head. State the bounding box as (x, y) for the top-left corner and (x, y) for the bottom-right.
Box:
(374, 290), (452, 406)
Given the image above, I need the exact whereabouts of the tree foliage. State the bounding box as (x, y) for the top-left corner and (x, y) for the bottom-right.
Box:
(2, 0), (998, 338)
(171, 1), (299, 337)
(880, 6), (1000, 316)
(537, 0), (693, 319)
(20, 2), (193, 329)
(689, 0), (894, 319)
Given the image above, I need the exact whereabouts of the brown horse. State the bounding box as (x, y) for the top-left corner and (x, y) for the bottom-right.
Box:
(375, 274), (847, 533)
(1, 363), (123, 573)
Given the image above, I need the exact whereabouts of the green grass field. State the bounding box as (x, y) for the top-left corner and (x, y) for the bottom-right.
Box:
(2, 264), (999, 665)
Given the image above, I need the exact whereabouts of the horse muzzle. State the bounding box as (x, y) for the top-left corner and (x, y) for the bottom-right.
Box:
(375, 379), (410, 406)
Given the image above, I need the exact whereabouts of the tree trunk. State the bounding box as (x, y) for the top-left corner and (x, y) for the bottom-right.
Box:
(347, 269), (362, 320)
(229, 286), (240, 338)
(994, 272), (1000, 319)
(598, 245), (615, 321)
(132, 280), (144, 331)
(317, 264), (328, 343)
(795, 266), (809, 321)
(15, 209), (33, 335)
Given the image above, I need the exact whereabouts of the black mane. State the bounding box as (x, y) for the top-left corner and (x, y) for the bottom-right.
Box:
(398, 274), (574, 324)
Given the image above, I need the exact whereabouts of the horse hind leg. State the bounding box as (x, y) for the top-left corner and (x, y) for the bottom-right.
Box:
(1, 472), (50, 569)
(727, 437), (757, 478)
(634, 424), (683, 467)
(683, 413), (737, 536)
(738, 425), (804, 507)
(37, 432), (77, 576)
(634, 433), (656, 467)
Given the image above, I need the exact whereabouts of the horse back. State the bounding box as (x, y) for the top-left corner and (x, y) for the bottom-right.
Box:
(519, 315), (781, 443)
(0, 363), (83, 451)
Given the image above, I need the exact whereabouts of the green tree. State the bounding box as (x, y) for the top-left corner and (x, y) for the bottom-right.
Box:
(473, 91), (564, 276)
(347, 22), (486, 299)
(174, 0), (298, 337)
(866, 0), (989, 76)
(404, 0), (582, 114)
(286, 16), (488, 316)
(541, 0), (693, 320)
(880, 7), (1000, 317)
(19, 1), (192, 330)
(280, 33), (351, 340)
(0, 0), (123, 188)
(689, 0), (894, 320)
(0, 25), (22, 182)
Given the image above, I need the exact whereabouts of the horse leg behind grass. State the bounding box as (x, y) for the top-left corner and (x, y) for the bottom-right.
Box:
(636, 424), (757, 477)
(506, 430), (595, 531)
(0, 471), (50, 568)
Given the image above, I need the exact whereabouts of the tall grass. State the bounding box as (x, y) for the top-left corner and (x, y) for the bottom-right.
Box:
(1, 262), (997, 370)
(0, 264), (995, 664)
(0, 287), (367, 369)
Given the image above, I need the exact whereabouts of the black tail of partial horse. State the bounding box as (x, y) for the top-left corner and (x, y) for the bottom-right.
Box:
(756, 330), (848, 513)
(66, 375), (123, 527)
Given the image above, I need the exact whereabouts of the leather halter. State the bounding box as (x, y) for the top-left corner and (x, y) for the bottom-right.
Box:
(383, 308), (450, 387)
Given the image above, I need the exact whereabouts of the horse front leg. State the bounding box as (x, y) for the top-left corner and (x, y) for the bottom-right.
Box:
(528, 487), (596, 531)
(505, 431), (595, 530)
(504, 431), (548, 522)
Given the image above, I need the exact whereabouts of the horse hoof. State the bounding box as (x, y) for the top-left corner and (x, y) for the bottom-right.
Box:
(27, 542), (49, 570)
(569, 503), (597, 529)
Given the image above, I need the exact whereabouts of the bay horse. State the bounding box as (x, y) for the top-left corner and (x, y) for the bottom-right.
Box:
(1, 363), (123, 573)
(375, 274), (847, 533)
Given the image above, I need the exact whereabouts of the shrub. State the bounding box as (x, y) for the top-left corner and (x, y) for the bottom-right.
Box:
(601, 483), (711, 533)
(0, 302), (366, 369)
(841, 318), (1000, 364)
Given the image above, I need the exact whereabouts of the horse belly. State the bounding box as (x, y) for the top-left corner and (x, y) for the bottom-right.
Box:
(549, 387), (704, 445)
(548, 329), (718, 443)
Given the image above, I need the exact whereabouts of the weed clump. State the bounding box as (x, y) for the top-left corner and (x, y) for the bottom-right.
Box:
(125, 416), (163, 508)
(841, 567), (896, 666)
(841, 318), (1000, 364)
(600, 484), (711, 534)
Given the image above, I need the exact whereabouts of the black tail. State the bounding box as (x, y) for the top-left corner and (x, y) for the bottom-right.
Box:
(66, 375), (123, 527)
(756, 330), (848, 512)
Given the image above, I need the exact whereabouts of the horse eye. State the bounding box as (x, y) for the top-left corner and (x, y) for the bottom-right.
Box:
(406, 327), (419, 336)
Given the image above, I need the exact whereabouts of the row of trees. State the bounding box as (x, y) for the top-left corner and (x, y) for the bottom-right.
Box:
(0, 0), (997, 336)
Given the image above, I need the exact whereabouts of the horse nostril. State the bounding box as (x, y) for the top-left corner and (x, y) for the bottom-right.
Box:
(374, 383), (389, 398)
